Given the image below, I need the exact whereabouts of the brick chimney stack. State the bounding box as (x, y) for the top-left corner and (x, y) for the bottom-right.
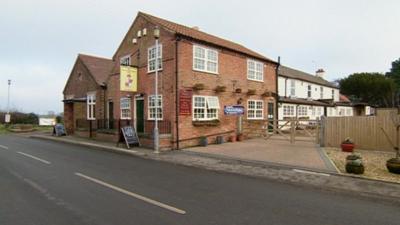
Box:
(316, 69), (325, 78)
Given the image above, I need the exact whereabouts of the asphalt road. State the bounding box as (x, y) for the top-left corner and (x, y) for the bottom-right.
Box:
(0, 135), (399, 225)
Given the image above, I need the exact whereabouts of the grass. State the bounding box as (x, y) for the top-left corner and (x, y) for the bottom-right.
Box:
(326, 148), (400, 183)
(0, 124), (8, 135)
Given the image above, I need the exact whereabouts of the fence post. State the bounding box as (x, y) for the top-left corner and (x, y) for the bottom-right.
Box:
(319, 116), (325, 147)
(290, 118), (295, 144)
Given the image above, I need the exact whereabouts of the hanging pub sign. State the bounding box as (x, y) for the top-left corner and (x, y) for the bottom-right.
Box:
(179, 89), (193, 115)
(120, 66), (138, 92)
(224, 105), (245, 115)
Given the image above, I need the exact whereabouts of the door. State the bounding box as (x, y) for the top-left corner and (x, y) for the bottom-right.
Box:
(108, 101), (114, 129)
(136, 99), (144, 133)
(267, 102), (274, 132)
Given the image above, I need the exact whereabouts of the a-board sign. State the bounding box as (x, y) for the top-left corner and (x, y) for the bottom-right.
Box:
(53, 123), (66, 136)
(121, 126), (140, 148)
(224, 105), (245, 115)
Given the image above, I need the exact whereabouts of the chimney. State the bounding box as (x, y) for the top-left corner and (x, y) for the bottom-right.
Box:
(316, 69), (325, 78)
(192, 26), (200, 31)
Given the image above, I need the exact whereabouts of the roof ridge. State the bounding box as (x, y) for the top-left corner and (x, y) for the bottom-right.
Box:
(78, 53), (112, 61)
(280, 65), (315, 77)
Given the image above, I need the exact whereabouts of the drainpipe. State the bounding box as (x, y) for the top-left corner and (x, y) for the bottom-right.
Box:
(275, 57), (281, 127)
(175, 36), (181, 150)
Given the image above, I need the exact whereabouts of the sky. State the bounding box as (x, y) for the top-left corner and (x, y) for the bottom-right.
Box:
(0, 0), (399, 114)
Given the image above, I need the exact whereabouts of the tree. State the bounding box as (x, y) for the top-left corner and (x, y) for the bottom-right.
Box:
(339, 73), (396, 107)
(386, 58), (400, 106)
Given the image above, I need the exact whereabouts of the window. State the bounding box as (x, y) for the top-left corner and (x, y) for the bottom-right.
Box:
(247, 100), (263, 119)
(120, 98), (131, 119)
(87, 93), (96, 120)
(247, 60), (264, 81)
(320, 87), (324, 99)
(148, 95), (163, 120)
(120, 55), (131, 66)
(193, 45), (218, 74)
(317, 107), (322, 116)
(307, 85), (312, 98)
(339, 108), (345, 116)
(331, 89), (335, 100)
(298, 106), (307, 116)
(148, 44), (162, 72)
(193, 96), (220, 120)
(283, 105), (295, 116)
(290, 80), (296, 97)
(346, 108), (352, 116)
(311, 107), (316, 116)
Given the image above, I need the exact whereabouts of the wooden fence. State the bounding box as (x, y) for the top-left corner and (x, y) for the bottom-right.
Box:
(322, 114), (399, 151)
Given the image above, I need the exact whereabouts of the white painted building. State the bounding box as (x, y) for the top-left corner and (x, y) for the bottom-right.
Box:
(277, 66), (354, 120)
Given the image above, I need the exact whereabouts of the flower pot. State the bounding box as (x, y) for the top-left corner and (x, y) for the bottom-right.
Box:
(237, 134), (244, 142)
(341, 143), (355, 152)
(216, 136), (224, 144)
(386, 158), (400, 174)
(199, 137), (208, 147)
(345, 163), (364, 174)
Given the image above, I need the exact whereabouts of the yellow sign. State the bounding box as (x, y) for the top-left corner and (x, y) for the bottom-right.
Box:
(120, 66), (138, 92)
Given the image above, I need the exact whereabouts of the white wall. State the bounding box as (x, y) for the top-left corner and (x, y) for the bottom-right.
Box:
(278, 76), (339, 101)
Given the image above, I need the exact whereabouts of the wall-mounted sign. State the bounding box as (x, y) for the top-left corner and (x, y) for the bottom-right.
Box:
(224, 105), (245, 115)
(179, 89), (193, 115)
(120, 66), (138, 92)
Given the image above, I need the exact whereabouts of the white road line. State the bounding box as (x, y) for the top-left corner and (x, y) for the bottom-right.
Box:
(75, 172), (186, 215)
(0, 145), (9, 150)
(293, 169), (330, 177)
(17, 152), (51, 165)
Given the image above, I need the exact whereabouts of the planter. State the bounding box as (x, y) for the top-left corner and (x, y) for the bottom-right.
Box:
(237, 133), (245, 142)
(214, 86), (226, 93)
(341, 143), (355, 152)
(235, 88), (242, 93)
(216, 136), (224, 144)
(229, 135), (237, 142)
(193, 83), (205, 91)
(386, 158), (400, 174)
(199, 136), (208, 147)
(192, 120), (220, 127)
(345, 163), (365, 174)
(247, 89), (256, 95)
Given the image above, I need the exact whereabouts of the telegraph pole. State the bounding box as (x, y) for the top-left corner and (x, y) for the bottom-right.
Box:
(5, 80), (11, 124)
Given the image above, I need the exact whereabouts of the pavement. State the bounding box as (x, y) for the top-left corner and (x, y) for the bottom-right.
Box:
(1, 134), (400, 225)
(185, 137), (336, 172)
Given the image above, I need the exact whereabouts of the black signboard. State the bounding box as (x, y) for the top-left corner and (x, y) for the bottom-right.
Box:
(53, 124), (66, 136)
(121, 126), (140, 148)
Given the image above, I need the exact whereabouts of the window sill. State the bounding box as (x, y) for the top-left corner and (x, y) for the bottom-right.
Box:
(193, 68), (219, 75)
(247, 78), (264, 83)
(247, 118), (264, 120)
(147, 69), (163, 74)
(192, 120), (220, 127)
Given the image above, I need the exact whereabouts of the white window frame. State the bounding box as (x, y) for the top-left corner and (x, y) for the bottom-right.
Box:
(120, 98), (131, 119)
(120, 54), (131, 66)
(192, 95), (220, 121)
(247, 59), (264, 82)
(148, 44), (163, 73)
(307, 84), (312, 98)
(148, 95), (163, 120)
(247, 100), (264, 120)
(283, 105), (295, 117)
(87, 92), (96, 120)
(290, 80), (296, 97)
(193, 45), (218, 74)
(298, 106), (308, 116)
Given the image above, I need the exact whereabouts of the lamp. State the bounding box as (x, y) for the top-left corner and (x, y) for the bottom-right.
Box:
(153, 26), (160, 39)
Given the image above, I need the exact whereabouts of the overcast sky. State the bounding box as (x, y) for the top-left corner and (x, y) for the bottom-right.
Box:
(1, 0), (399, 114)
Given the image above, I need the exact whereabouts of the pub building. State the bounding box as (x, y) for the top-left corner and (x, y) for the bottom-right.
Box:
(63, 12), (278, 150)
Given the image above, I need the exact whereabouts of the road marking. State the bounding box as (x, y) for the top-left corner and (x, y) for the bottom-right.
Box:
(293, 169), (330, 177)
(75, 172), (186, 215)
(17, 152), (51, 164)
(0, 145), (9, 150)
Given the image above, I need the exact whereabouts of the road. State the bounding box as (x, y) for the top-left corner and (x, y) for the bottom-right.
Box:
(0, 135), (399, 225)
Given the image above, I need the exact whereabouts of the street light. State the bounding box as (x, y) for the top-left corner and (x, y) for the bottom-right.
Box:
(153, 26), (160, 153)
(5, 80), (11, 123)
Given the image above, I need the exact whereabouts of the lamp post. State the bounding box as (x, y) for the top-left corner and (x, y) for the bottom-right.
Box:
(5, 79), (11, 124)
(153, 26), (160, 153)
